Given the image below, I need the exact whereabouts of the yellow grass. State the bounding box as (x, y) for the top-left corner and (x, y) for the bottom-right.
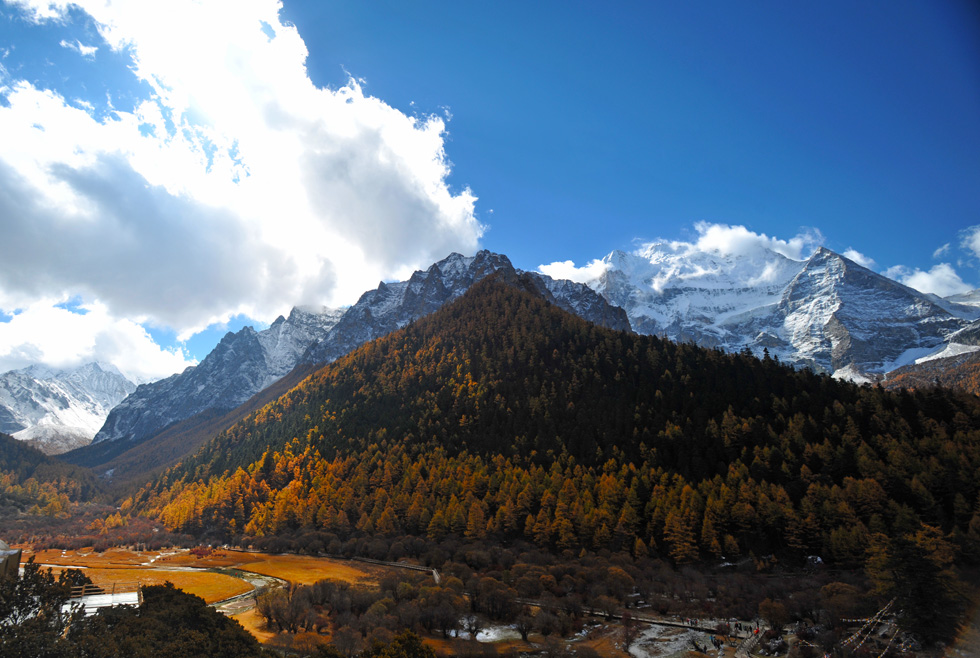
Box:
(423, 636), (538, 657)
(232, 608), (279, 643)
(23, 546), (382, 589)
(154, 549), (381, 587)
(50, 566), (251, 604)
(577, 633), (630, 658)
(235, 555), (379, 586)
(24, 547), (162, 569)
(423, 637), (462, 656)
(155, 551), (251, 569)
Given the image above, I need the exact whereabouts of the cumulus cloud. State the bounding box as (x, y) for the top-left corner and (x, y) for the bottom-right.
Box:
(686, 222), (824, 260)
(537, 259), (611, 283)
(842, 248), (876, 269)
(0, 299), (195, 382)
(894, 263), (972, 298)
(933, 243), (951, 259)
(961, 226), (980, 260)
(538, 223), (825, 291)
(882, 265), (908, 281)
(0, 0), (483, 346)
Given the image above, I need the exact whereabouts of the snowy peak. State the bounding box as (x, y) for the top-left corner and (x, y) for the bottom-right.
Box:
(626, 240), (800, 293)
(94, 250), (626, 448)
(573, 243), (974, 378)
(303, 250), (627, 365)
(587, 242), (802, 343)
(777, 248), (967, 374)
(0, 363), (136, 454)
(93, 304), (344, 445)
(946, 289), (980, 308)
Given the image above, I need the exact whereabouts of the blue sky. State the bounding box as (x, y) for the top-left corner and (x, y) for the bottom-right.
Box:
(282, 1), (980, 269)
(0, 0), (978, 379)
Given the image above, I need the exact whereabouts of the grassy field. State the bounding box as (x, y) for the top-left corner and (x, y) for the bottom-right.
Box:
(22, 546), (383, 604)
(37, 564), (252, 604)
(233, 608), (280, 643)
(155, 550), (258, 569)
(22, 546), (667, 657)
(154, 549), (383, 586)
(25, 546), (383, 586)
(235, 554), (379, 586)
(20, 546), (721, 658)
(26, 546), (176, 569)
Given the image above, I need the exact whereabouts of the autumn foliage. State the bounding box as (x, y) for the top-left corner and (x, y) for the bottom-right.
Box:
(128, 277), (980, 577)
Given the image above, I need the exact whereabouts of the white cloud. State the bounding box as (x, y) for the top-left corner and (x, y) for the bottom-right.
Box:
(537, 259), (611, 283)
(0, 0), (483, 348)
(882, 265), (908, 280)
(933, 243), (951, 259)
(58, 39), (97, 57)
(0, 299), (195, 382)
(842, 248), (875, 269)
(896, 263), (972, 298)
(686, 222), (824, 260)
(746, 261), (783, 287)
(538, 223), (823, 292)
(961, 226), (980, 260)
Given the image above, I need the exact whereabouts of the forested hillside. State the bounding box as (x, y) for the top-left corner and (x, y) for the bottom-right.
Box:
(0, 433), (102, 517)
(129, 276), (980, 639)
(885, 351), (980, 396)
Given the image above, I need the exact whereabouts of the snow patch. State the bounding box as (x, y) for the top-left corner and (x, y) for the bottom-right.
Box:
(475, 625), (521, 642)
(629, 625), (720, 658)
(914, 342), (980, 365)
(832, 365), (872, 385)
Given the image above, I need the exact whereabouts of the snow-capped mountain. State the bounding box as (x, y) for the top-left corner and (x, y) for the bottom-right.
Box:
(581, 244), (979, 379)
(92, 305), (345, 445)
(89, 241), (976, 450)
(0, 363), (136, 454)
(945, 289), (980, 309)
(93, 251), (628, 446)
(302, 250), (630, 364)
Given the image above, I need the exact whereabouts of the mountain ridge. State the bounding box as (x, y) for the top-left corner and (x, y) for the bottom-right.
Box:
(580, 243), (978, 378)
(90, 251), (628, 452)
(0, 363), (135, 454)
(69, 244), (980, 465)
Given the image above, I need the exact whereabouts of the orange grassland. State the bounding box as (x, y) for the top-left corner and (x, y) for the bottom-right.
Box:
(23, 547), (250, 603)
(26, 546), (650, 655)
(234, 608), (280, 643)
(74, 567), (251, 603)
(26, 546), (168, 568)
(23, 546), (382, 598)
(152, 549), (382, 586)
(234, 554), (380, 586)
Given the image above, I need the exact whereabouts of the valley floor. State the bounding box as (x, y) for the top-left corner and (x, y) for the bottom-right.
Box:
(20, 545), (742, 657)
(18, 544), (974, 658)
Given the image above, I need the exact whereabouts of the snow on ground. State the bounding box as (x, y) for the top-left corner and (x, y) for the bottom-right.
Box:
(914, 342), (980, 365)
(878, 345), (941, 373)
(832, 364), (872, 384)
(628, 625), (724, 658)
(475, 624), (521, 642)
